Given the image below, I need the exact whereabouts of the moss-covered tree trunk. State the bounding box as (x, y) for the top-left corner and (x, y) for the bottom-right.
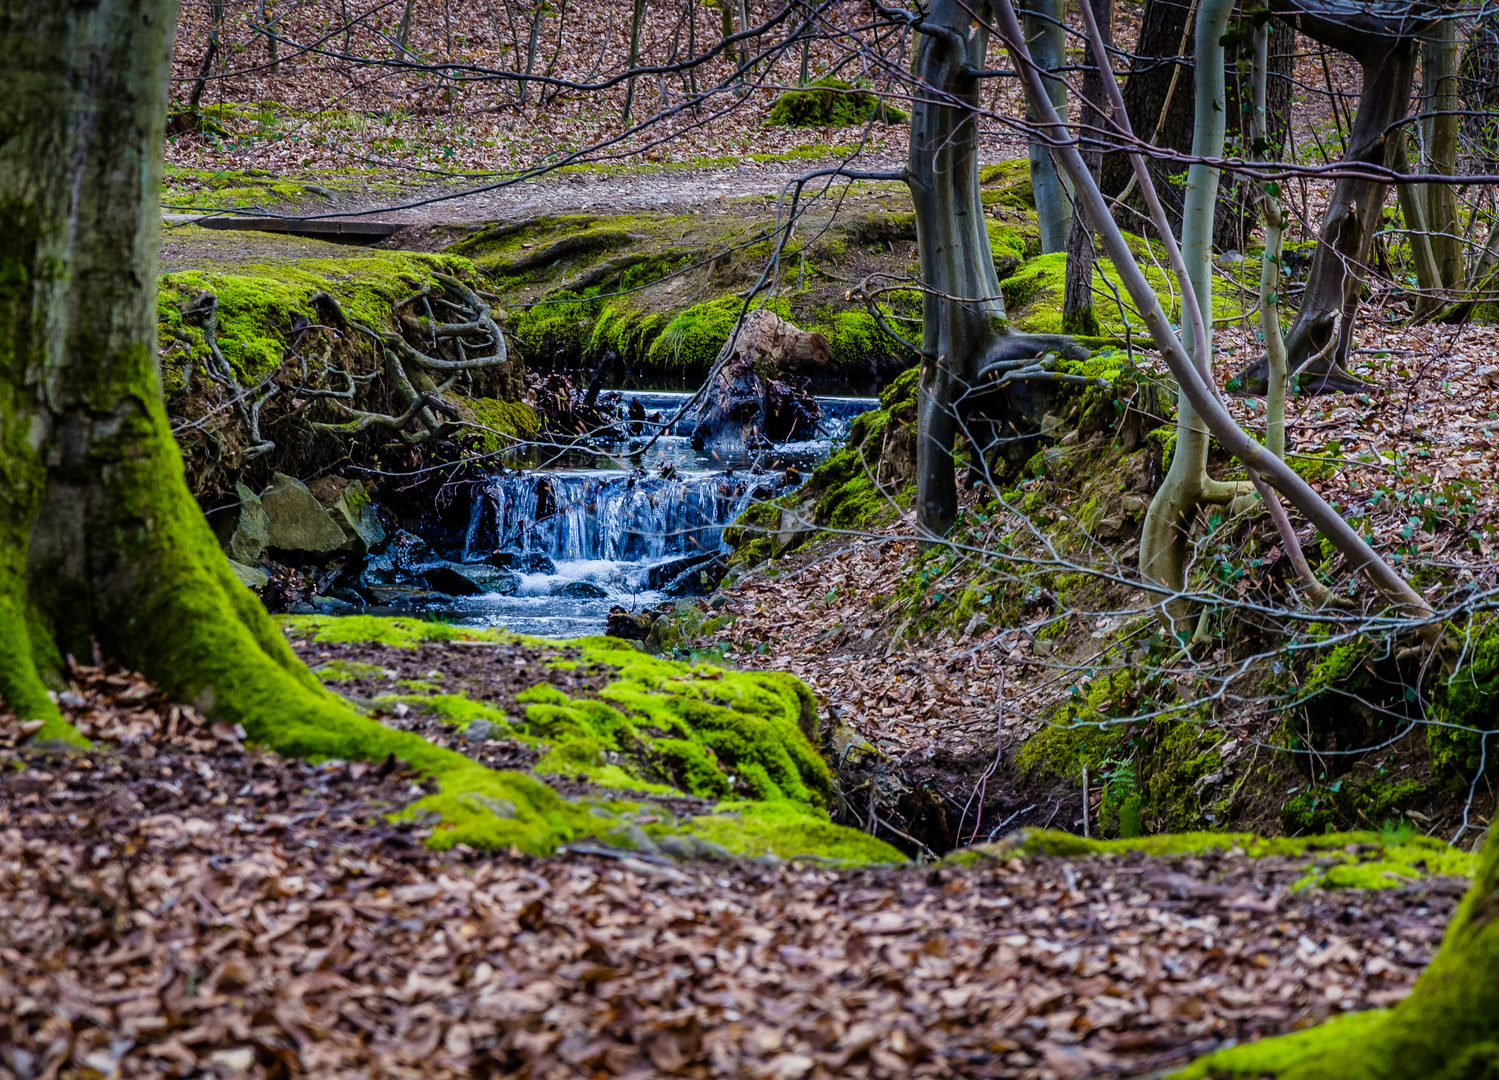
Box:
(907, 0), (1081, 537)
(1182, 829), (1499, 1078)
(0, 0), (380, 755)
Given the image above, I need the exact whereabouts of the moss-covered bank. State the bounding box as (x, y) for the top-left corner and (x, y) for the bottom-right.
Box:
(282, 614), (904, 863)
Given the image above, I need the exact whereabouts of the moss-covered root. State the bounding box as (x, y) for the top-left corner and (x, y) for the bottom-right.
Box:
(1174, 828), (1499, 1079)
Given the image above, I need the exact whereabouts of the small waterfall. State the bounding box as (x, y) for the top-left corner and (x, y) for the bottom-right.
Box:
(462, 470), (760, 564)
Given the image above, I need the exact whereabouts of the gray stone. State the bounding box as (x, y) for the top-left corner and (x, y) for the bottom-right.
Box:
(420, 565), (486, 596)
(308, 595), (358, 614)
(608, 823), (660, 856)
(552, 580), (609, 599)
(467, 794), (517, 819)
(327, 480), (386, 554)
(226, 559), (269, 590)
(259, 472), (347, 554)
(442, 562), (520, 595)
(463, 718), (495, 742)
(656, 833), (735, 862)
(226, 482), (271, 564)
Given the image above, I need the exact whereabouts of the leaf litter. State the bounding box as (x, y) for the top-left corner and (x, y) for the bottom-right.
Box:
(0, 659), (1468, 1079)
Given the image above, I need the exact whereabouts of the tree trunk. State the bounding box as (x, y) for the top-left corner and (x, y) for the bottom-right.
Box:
(623, 0), (646, 122)
(1022, 0), (1070, 253)
(0, 0), (389, 759)
(1231, 1), (1424, 395)
(1099, 0), (1293, 247)
(1063, 0), (1112, 336)
(1421, 16), (1463, 289)
(907, 0), (1083, 538)
(691, 310), (827, 446)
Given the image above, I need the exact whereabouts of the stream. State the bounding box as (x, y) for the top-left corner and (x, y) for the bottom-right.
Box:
(377, 391), (879, 638)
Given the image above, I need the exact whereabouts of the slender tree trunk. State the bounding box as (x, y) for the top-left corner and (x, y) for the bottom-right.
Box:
(397, 0), (416, 58)
(1422, 15), (1464, 289)
(1022, 0), (1070, 253)
(520, 0), (545, 106)
(623, 0), (646, 122)
(1063, 0), (1111, 336)
(1231, 0), (1424, 396)
(908, 0), (1083, 538)
(1139, 0), (1254, 609)
(257, 0), (281, 73)
(1394, 137), (1445, 317)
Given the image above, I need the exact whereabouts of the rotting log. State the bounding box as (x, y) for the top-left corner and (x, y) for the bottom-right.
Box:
(692, 308), (828, 446)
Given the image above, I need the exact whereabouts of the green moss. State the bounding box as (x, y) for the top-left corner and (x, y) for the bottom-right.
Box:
(158, 252), (478, 381)
(312, 658), (389, 681)
(972, 827), (1474, 887)
(457, 397), (540, 452)
(765, 78), (907, 128)
(282, 613), (504, 647)
(1430, 619), (1499, 779)
(1170, 1010), (1391, 1079)
(998, 251), (1248, 339)
(1016, 671), (1134, 781)
(688, 799), (905, 862)
(506, 290), (601, 364)
(283, 617), (902, 862)
(824, 309), (883, 367)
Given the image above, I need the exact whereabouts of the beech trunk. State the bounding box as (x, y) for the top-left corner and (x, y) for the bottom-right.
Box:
(0, 0), (367, 752)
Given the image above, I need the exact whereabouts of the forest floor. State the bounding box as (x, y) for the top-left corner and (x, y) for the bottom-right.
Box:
(0, 661), (1466, 1080)
(120, 157), (1499, 1080)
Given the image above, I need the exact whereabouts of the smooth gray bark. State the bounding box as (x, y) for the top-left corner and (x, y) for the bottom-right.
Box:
(1022, 0), (1070, 253)
(907, 0), (1082, 538)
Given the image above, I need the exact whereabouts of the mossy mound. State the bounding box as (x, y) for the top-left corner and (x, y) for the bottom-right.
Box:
(1429, 618), (1499, 779)
(159, 252), (476, 382)
(454, 397), (541, 453)
(279, 615), (905, 863)
(962, 827), (1474, 890)
(766, 78), (908, 128)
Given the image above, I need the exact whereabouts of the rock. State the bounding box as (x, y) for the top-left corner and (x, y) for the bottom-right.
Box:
(419, 565), (487, 596)
(226, 482), (271, 564)
(226, 559), (269, 590)
(259, 472), (348, 554)
(327, 480), (387, 554)
(608, 823), (660, 856)
(361, 583), (448, 607)
(552, 580), (609, 599)
(647, 551), (719, 590)
(441, 562), (520, 595)
(358, 530), (433, 585)
(661, 552), (729, 597)
(308, 595), (358, 614)
(655, 833), (733, 861)
(463, 718), (495, 742)
(325, 586), (367, 608)
(484, 550), (557, 574)
(607, 606), (654, 640)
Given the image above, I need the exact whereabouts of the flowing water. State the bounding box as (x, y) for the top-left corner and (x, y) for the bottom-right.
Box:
(395, 391), (879, 638)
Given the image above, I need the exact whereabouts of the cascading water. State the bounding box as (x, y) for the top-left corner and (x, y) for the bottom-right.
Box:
(379, 390), (879, 638)
(462, 471), (757, 565)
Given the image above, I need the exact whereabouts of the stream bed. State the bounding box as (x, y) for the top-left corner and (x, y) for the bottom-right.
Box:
(374, 391), (879, 638)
